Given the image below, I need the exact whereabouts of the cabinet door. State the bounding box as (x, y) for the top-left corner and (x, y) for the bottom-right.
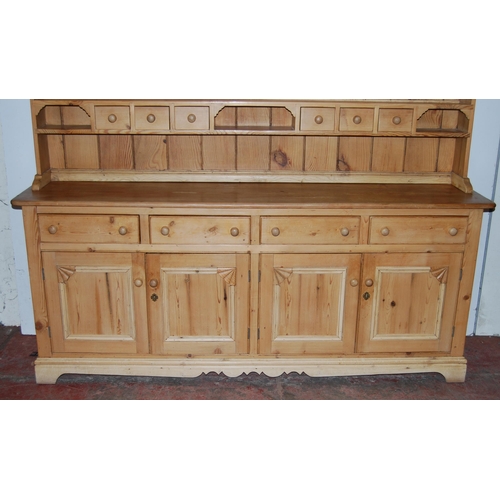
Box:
(42, 252), (148, 354)
(357, 253), (462, 353)
(260, 254), (361, 355)
(147, 254), (249, 356)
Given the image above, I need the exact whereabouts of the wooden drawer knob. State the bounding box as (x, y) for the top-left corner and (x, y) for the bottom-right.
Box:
(108, 114), (117, 123)
(160, 226), (170, 236)
(381, 227), (390, 236)
(350, 279), (359, 287)
(134, 279), (143, 287)
(341, 227), (350, 236)
(353, 115), (362, 124)
(449, 227), (458, 236)
(118, 226), (128, 235)
(149, 279), (158, 288)
(365, 279), (374, 287)
(48, 225), (58, 234)
(147, 114), (156, 123)
(271, 227), (280, 237)
(314, 115), (324, 124)
(187, 113), (197, 123)
(392, 116), (402, 125)
(230, 227), (240, 237)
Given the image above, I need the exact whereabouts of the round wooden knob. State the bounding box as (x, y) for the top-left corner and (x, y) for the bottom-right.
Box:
(118, 226), (128, 235)
(108, 114), (117, 123)
(149, 279), (158, 288)
(147, 114), (156, 123)
(48, 225), (58, 234)
(134, 279), (143, 287)
(341, 227), (350, 236)
(353, 115), (362, 124)
(161, 226), (170, 236)
(449, 227), (458, 236)
(392, 116), (402, 125)
(350, 279), (359, 287)
(381, 227), (390, 236)
(230, 227), (240, 237)
(365, 279), (374, 287)
(187, 113), (197, 123)
(314, 115), (324, 124)
(271, 227), (281, 237)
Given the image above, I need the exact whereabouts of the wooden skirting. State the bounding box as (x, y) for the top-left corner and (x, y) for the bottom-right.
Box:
(34, 356), (467, 384)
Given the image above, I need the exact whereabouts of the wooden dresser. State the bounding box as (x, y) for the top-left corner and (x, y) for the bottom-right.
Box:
(11, 99), (495, 383)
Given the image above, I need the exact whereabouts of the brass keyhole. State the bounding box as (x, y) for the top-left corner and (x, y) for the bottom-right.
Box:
(151, 293), (159, 302)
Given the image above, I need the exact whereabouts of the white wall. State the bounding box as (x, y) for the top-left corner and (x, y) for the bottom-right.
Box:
(0, 99), (499, 335)
(0, 113), (20, 325)
(0, 100), (35, 333)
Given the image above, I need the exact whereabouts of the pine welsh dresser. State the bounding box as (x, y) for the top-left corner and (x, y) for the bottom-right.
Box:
(11, 99), (495, 383)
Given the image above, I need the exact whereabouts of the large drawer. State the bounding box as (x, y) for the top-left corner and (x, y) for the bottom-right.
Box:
(150, 216), (250, 244)
(369, 216), (468, 244)
(39, 215), (140, 243)
(261, 217), (360, 244)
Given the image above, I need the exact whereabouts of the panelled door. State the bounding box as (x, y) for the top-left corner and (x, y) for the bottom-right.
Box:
(147, 254), (250, 356)
(42, 252), (148, 354)
(259, 254), (361, 355)
(357, 253), (462, 353)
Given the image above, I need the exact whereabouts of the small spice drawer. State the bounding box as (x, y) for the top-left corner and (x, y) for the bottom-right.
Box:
(150, 216), (250, 244)
(369, 216), (468, 244)
(135, 106), (170, 130)
(174, 106), (210, 130)
(339, 108), (374, 132)
(300, 107), (336, 131)
(94, 106), (131, 130)
(39, 215), (140, 244)
(261, 216), (360, 244)
(378, 108), (414, 132)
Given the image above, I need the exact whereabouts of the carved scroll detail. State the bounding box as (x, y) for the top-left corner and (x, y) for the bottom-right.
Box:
(274, 268), (293, 285)
(57, 266), (76, 284)
(430, 267), (448, 284)
(217, 268), (236, 286)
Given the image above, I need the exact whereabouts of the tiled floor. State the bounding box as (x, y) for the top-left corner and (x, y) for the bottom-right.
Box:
(1, 325), (500, 399)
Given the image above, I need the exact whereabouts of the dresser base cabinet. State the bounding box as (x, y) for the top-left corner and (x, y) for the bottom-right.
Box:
(11, 99), (496, 384)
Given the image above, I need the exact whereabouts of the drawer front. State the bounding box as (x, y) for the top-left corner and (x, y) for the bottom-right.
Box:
(95, 106), (131, 130)
(339, 108), (374, 132)
(174, 106), (210, 130)
(150, 216), (250, 244)
(300, 107), (335, 131)
(261, 217), (360, 244)
(378, 108), (414, 132)
(39, 215), (140, 244)
(369, 216), (468, 244)
(135, 106), (170, 130)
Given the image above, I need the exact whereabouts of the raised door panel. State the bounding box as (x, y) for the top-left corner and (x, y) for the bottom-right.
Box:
(42, 252), (148, 354)
(357, 253), (462, 353)
(147, 254), (249, 356)
(259, 254), (361, 355)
